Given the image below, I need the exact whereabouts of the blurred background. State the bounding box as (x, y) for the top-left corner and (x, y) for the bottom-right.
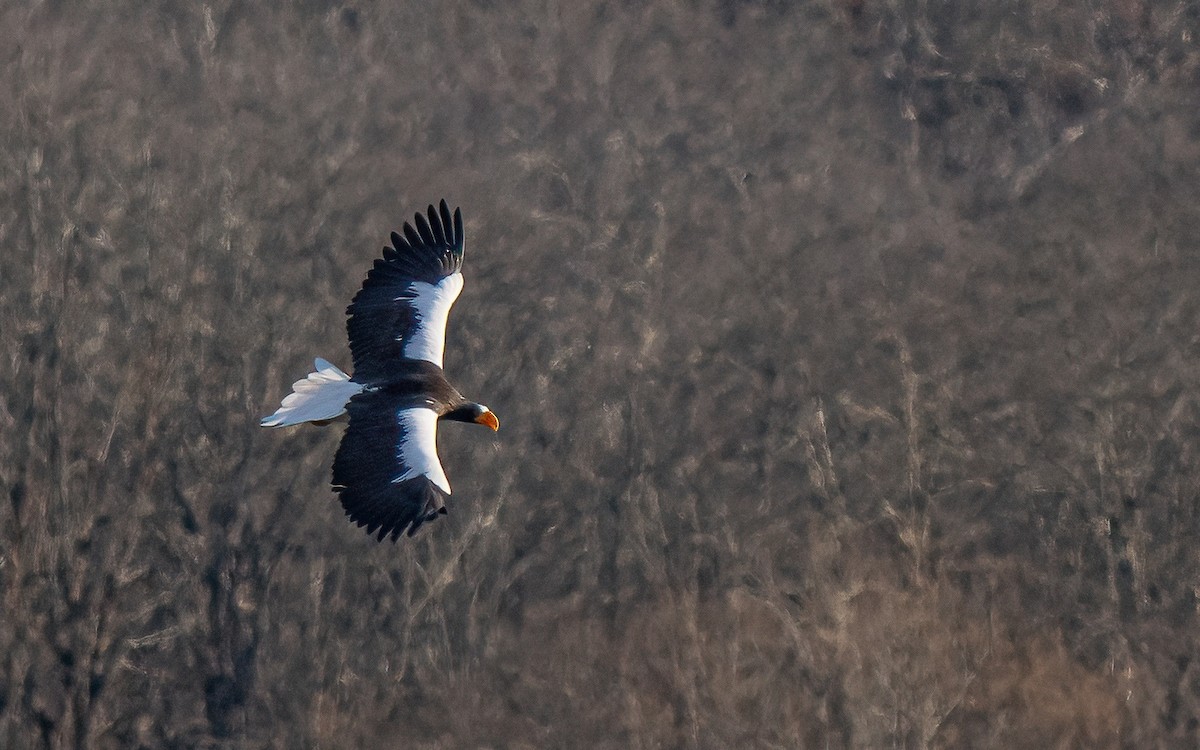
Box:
(3, 1), (1200, 747)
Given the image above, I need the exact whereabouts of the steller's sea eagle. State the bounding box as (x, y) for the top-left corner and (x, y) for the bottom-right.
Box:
(261, 201), (498, 541)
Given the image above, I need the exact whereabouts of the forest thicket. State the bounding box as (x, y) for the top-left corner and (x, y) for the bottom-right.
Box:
(4, 1), (1200, 747)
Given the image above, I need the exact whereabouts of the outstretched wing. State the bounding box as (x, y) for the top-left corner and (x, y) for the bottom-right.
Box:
(331, 392), (451, 541)
(347, 200), (465, 381)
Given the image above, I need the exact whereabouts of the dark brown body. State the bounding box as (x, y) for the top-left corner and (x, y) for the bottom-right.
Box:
(356, 359), (467, 416)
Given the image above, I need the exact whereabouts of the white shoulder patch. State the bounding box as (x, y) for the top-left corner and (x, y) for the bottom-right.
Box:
(399, 273), (464, 367)
(394, 407), (451, 494)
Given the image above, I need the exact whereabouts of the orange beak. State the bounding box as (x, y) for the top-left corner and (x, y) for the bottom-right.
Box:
(476, 410), (500, 432)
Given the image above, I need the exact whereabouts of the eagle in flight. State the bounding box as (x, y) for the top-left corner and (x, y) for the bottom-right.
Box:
(261, 201), (498, 541)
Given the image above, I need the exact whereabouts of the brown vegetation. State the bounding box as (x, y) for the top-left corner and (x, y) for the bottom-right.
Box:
(3, 1), (1200, 747)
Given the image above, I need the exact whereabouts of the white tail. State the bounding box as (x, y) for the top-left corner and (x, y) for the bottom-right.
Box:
(260, 358), (364, 428)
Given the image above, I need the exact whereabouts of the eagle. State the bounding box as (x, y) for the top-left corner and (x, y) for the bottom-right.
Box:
(261, 201), (498, 541)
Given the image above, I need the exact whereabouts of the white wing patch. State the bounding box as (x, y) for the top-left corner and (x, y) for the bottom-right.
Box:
(394, 407), (451, 494)
(397, 273), (464, 367)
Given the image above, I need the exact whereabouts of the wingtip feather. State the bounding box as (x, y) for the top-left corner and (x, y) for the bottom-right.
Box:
(414, 212), (436, 245)
(427, 204), (446, 245)
(403, 223), (421, 247)
(439, 200), (452, 236)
